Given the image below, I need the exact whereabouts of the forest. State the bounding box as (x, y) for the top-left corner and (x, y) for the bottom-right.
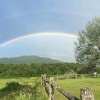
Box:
(0, 63), (100, 78)
(0, 63), (81, 78)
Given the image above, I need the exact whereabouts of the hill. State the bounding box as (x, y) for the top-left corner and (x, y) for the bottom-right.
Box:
(0, 55), (62, 64)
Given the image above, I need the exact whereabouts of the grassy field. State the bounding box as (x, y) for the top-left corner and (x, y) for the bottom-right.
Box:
(55, 78), (100, 100)
(0, 78), (47, 100)
(0, 78), (100, 100)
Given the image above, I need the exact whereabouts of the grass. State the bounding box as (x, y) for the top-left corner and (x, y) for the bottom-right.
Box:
(0, 77), (100, 100)
(0, 77), (47, 100)
(55, 78), (100, 100)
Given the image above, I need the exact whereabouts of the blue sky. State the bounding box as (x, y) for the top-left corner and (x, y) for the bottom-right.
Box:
(0, 33), (77, 62)
(0, 0), (100, 62)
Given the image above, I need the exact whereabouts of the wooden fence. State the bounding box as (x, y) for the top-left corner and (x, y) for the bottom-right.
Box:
(41, 74), (94, 100)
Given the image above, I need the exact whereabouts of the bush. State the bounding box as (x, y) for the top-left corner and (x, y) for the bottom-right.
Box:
(0, 81), (47, 100)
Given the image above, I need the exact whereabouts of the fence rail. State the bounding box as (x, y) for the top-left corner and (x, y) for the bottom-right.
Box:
(41, 74), (94, 100)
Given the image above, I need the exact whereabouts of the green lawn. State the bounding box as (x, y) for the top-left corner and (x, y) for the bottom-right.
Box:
(55, 78), (100, 100)
(0, 78), (100, 100)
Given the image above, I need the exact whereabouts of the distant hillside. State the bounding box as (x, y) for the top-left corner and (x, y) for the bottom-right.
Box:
(0, 55), (62, 64)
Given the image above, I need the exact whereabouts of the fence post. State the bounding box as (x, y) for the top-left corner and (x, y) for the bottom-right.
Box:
(44, 74), (46, 79)
(41, 74), (43, 86)
(41, 74), (46, 87)
(80, 88), (94, 100)
(75, 74), (77, 79)
(51, 77), (54, 100)
(81, 74), (84, 79)
(57, 74), (58, 80)
(48, 77), (54, 100)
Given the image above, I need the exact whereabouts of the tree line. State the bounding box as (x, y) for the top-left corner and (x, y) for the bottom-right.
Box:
(0, 63), (100, 78)
(0, 63), (82, 78)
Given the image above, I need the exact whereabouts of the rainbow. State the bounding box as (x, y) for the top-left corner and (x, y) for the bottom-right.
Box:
(0, 32), (78, 47)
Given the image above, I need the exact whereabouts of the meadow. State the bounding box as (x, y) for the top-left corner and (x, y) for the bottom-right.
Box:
(0, 77), (100, 100)
(55, 78), (100, 100)
(0, 78), (47, 100)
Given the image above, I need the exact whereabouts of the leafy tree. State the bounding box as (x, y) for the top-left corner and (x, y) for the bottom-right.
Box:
(75, 18), (100, 73)
(0, 63), (83, 78)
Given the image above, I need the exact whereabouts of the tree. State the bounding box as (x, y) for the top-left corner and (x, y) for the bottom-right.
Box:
(75, 18), (100, 73)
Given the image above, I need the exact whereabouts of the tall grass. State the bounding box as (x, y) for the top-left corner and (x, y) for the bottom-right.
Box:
(0, 78), (47, 100)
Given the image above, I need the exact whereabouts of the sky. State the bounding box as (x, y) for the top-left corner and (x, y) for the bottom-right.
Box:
(0, 0), (100, 62)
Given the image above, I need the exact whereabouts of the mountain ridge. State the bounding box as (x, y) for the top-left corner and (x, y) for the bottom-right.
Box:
(0, 55), (62, 64)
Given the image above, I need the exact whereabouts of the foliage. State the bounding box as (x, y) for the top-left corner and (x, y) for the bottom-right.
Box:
(0, 63), (83, 78)
(0, 81), (47, 100)
(75, 18), (100, 73)
(96, 67), (100, 74)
